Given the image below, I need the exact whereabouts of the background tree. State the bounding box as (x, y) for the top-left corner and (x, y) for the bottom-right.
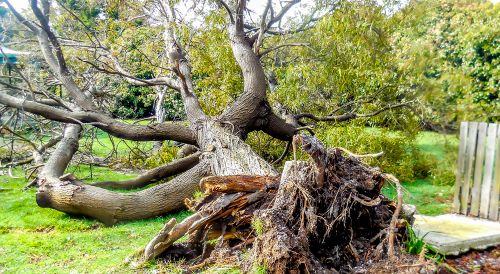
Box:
(393, 0), (499, 131)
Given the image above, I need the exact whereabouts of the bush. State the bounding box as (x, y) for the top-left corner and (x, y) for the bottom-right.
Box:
(112, 85), (156, 119)
(111, 143), (179, 170)
(412, 150), (438, 179)
(429, 142), (457, 186)
(141, 144), (179, 169)
(248, 125), (440, 182)
(317, 125), (437, 182)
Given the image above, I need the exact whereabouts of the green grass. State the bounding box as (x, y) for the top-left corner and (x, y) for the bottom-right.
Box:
(0, 130), (458, 272)
(79, 129), (154, 159)
(415, 131), (458, 160)
(382, 179), (454, 215)
(381, 131), (457, 215)
(0, 168), (190, 273)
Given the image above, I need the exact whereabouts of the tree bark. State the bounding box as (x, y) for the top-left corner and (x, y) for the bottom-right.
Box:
(0, 92), (197, 144)
(37, 161), (210, 225)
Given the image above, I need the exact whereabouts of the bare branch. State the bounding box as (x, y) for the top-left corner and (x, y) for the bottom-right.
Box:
(235, 0), (247, 31)
(356, 102), (412, 118)
(267, 0), (300, 29)
(3, 0), (38, 32)
(0, 125), (38, 151)
(253, 0), (272, 53)
(258, 42), (309, 57)
(79, 56), (180, 90)
(295, 102), (412, 123)
(0, 90), (197, 144)
(216, 0), (234, 23)
(13, 0), (96, 110)
(161, 1), (206, 122)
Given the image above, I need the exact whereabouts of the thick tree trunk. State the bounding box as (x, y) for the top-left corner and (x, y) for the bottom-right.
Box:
(197, 121), (278, 177)
(153, 87), (167, 152)
(37, 161), (209, 225)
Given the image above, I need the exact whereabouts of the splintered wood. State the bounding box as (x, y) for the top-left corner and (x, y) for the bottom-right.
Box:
(142, 135), (409, 273)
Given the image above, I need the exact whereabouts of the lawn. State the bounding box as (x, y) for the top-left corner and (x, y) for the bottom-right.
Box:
(0, 168), (191, 273)
(0, 130), (458, 273)
(383, 131), (457, 215)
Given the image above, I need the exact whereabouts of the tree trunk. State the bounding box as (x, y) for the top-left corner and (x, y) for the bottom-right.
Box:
(37, 161), (209, 225)
(153, 87), (167, 152)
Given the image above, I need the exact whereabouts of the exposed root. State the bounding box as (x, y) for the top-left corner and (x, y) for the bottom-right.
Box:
(384, 173), (403, 261)
(143, 135), (408, 273)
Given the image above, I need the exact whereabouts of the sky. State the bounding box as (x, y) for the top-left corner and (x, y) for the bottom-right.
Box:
(6, 1), (29, 11)
(5, 0), (500, 17)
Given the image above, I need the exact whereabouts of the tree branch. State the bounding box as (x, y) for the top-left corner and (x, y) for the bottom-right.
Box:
(216, 0), (234, 23)
(100, 54), (180, 90)
(266, 0), (300, 29)
(7, 0), (96, 110)
(295, 102), (412, 123)
(93, 152), (200, 190)
(0, 90), (197, 144)
(160, 0), (206, 122)
(258, 42), (309, 57)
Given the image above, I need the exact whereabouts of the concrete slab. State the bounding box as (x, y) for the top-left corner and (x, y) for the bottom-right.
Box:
(413, 214), (500, 255)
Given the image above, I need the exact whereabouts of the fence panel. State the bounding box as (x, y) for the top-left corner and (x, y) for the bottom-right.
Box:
(454, 122), (500, 221)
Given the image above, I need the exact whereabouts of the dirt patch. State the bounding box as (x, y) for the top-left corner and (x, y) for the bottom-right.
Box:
(438, 245), (500, 273)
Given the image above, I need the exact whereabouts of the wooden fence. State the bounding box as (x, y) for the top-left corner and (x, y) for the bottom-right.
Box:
(453, 122), (500, 221)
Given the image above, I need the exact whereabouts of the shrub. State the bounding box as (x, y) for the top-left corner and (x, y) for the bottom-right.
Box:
(317, 125), (436, 183)
(141, 144), (179, 169)
(248, 124), (439, 183)
(429, 142), (457, 186)
(112, 143), (179, 169)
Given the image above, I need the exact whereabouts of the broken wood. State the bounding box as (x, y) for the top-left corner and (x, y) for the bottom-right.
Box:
(200, 175), (279, 193)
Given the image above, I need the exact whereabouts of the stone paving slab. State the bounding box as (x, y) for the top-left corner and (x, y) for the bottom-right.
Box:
(413, 214), (500, 255)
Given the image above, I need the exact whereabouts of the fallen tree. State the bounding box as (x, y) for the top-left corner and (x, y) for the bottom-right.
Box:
(139, 135), (429, 273)
(0, 0), (413, 225)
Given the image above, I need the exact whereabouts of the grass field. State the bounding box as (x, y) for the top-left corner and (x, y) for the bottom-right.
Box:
(0, 130), (457, 273)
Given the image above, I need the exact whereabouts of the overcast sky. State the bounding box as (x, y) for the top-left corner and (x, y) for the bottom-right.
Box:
(5, 0), (500, 18)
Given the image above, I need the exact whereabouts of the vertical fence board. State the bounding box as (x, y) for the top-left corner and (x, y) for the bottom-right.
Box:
(479, 124), (498, 219)
(461, 122), (478, 214)
(470, 122), (488, 216)
(488, 126), (500, 221)
(453, 122), (468, 213)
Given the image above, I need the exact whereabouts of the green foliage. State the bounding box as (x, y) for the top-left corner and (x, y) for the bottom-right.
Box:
(393, 0), (500, 126)
(317, 125), (429, 182)
(189, 11), (243, 116)
(110, 144), (178, 170)
(248, 125), (456, 187)
(0, 147), (8, 159)
(405, 224), (446, 263)
(141, 144), (179, 169)
(415, 131), (459, 186)
(429, 146), (457, 186)
(251, 218), (265, 236)
(112, 84), (156, 119)
(163, 92), (186, 121)
(267, 2), (417, 131)
(252, 263), (268, 274)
